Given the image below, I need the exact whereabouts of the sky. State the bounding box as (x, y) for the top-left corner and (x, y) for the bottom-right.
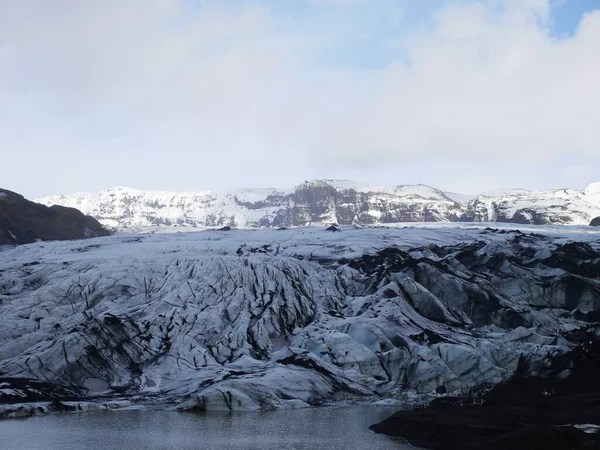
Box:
(1, 0), (599, 199)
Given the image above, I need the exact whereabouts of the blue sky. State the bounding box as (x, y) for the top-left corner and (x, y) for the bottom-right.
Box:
(1, 0), (599, 198)
(186, 0), (598, 69)
(187, 0), (597, 67)
(551, 0), (600, 36)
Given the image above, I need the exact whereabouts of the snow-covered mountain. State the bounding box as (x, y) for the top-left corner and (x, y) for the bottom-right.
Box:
(1, 226), (599, 415)
(461, 182), (600, 225)
(35, 180), (600, 229)
(35, 180), (463, 229)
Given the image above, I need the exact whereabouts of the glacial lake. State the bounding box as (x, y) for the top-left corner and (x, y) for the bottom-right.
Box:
(0, 406), (418, 449)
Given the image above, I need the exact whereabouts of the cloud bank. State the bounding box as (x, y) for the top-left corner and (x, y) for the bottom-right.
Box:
(0, 0), (598, 197)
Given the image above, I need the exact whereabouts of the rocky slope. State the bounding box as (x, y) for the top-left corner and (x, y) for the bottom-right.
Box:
(36, 181), (600, 228)
(0, 188), (109, 246)
(0, 226), (599, 415)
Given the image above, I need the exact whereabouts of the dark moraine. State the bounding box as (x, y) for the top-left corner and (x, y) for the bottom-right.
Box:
(371, 335), (600, 450)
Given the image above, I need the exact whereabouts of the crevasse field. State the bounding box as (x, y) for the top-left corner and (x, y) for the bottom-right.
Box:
(1, 223), (599, 417)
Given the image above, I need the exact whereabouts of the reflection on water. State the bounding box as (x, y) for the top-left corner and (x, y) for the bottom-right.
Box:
(0, 406), (418, 450)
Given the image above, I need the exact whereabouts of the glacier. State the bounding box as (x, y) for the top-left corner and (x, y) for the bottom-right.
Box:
(1, 224), (599, 417)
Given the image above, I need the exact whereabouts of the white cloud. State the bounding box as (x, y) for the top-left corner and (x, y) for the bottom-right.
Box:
(0, 0), (599, 197)
(314, 1), (600, 167)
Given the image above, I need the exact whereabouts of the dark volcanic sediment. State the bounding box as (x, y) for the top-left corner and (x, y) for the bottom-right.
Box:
(370, 336), (600, 450)
(0, 188), (109, 245)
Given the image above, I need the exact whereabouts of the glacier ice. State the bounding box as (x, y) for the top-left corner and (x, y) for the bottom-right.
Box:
(1, 225), (599, 414)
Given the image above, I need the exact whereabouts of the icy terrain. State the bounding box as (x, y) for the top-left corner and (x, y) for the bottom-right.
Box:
(1, 224), (599, 416)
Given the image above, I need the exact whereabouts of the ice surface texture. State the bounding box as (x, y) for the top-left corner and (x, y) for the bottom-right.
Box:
(1, 225), (599, 411)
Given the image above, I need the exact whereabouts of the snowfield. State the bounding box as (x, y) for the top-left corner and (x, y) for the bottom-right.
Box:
(1, 224), (599, 416)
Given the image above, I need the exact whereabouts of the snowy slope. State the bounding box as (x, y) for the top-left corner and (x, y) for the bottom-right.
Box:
(35, 186), (291, 229)
(1, 225), (599, 414)
(461, 182), (600, 225)
(36, 181), (600, 229)
(324, 180), (453, 201)
(36, 180), (463, 229)
(443, 192), (477, 204)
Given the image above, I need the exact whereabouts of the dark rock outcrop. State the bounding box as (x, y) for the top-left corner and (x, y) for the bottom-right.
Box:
(0, 378), (84, 405)
(591, 217), (600, 226)
(370, 336), (600, 450)
(0, 188), (109, 245)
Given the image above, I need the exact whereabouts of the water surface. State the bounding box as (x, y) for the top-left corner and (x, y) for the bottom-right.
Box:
(0, 406), (417, 449)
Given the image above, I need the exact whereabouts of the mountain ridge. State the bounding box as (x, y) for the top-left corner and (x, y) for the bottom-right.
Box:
(35, 180), (600, 228)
